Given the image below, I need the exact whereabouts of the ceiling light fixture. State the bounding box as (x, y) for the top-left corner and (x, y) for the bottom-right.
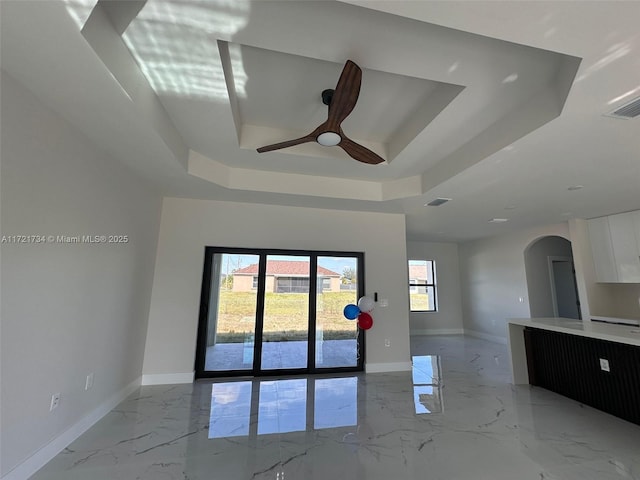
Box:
(567, 185), (584, 191)
(316, 132), (341, 146)
(489, 218), (509, 223)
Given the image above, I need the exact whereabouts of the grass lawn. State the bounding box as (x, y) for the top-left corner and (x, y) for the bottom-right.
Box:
(215, 291), (359, 342)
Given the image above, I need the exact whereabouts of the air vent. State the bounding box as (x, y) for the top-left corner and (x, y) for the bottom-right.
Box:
(425, 198), (451, 207)
(606, 96), (640, 119)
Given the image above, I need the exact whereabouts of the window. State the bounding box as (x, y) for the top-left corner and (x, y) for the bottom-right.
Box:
(408, 260), (437, 312)
(252, 276), (258, 289)
(276, 276), (310, 293)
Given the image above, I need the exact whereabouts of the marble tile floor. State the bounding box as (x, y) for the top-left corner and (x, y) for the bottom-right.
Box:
(32, 335), (640, 479)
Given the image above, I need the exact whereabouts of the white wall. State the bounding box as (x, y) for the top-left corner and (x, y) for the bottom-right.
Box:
(143, 197), (411, 379)
(458, 223), (570, 342)
(0, 72), (162, 477)
(610, 284), (640, 319)
(406, 241), (463, 334)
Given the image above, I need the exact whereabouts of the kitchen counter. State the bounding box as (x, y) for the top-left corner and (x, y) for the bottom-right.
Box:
(506, 317), (640, 384)
(507, 317), (640, 425)
(509, 317), (640, 347)
(591, 315), (640, 327)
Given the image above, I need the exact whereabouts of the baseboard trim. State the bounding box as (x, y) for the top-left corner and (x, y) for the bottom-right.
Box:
(1, 377), (141, 480)
(465, 329), (508, 345)
(141, 372), (194, 385)
(365, 361), (412, 373)
(411, 328), (465, 336)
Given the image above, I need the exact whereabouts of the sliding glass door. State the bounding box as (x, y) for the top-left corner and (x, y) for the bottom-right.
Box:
(261, 254), (310, 370)
(315, 256), (360, 368)
(196, 248), (364, 377)
(201, 253), (260, 373)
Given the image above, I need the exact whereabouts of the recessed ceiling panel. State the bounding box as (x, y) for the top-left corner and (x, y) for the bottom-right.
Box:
(226, 42), (463, 162)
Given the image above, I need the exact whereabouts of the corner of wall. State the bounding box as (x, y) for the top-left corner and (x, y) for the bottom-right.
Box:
(568, 218), (592, 320)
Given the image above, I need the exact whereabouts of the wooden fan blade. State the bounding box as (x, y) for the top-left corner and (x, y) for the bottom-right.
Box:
(339, 136), (385, 165)
(326, 60), (361, 130)
(256, 134), (316, 153)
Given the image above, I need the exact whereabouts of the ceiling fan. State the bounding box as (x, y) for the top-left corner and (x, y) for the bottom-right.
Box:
(256, 60), (385, 165)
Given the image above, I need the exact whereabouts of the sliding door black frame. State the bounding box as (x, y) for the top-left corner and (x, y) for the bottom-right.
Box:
(195, 247), (365, 379)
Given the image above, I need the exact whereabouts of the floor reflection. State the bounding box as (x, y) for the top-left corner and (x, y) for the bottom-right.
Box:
(209, 376), (358, 439)
(315, 377), (358, 429)
(209, 381), (252, 438)
(412, 355), (444, 414)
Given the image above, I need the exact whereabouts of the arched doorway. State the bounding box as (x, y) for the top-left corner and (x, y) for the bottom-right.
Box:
(524, 236), (581, 319)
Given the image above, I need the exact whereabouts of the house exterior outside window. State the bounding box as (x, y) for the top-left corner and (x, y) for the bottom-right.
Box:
(408, 260), (437, 312)
(232, 260), (341, 293)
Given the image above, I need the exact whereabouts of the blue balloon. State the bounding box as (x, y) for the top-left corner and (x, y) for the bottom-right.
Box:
(343, 304), (360, 320)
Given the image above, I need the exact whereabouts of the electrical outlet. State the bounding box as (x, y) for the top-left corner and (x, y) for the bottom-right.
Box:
(384, 338), (391, 347)
(50, 393), (61, 412)
(85, 373), (94, 391)
(599, 358), (610, 372)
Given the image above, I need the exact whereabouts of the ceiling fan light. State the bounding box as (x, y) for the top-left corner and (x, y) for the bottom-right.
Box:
(316, 132), (341, 146)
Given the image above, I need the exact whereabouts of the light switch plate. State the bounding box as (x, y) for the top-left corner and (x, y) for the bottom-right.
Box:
(599, 358), (610, 372)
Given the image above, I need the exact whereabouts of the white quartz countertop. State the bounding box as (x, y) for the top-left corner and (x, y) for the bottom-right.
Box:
(591, 315), (639, 326)
(508, 317), (640, 347)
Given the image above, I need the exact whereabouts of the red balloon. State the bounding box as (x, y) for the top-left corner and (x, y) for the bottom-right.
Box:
(357, 312), (373, 330)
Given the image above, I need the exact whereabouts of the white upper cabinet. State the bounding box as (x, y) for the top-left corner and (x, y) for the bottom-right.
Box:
(588, 210), (640, 283)
(588, 216), (618, 282)
(608, 211), (640, 282)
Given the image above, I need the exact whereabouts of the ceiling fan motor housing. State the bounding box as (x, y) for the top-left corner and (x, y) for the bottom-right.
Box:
(321, 89), (334, 106)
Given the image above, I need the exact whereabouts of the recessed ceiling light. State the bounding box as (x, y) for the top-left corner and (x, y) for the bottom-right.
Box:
(489, 218), (509, 223)
(502, 73), (519, 84)
(567, 185), (584, 191)
(561, 212), (574, 217)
